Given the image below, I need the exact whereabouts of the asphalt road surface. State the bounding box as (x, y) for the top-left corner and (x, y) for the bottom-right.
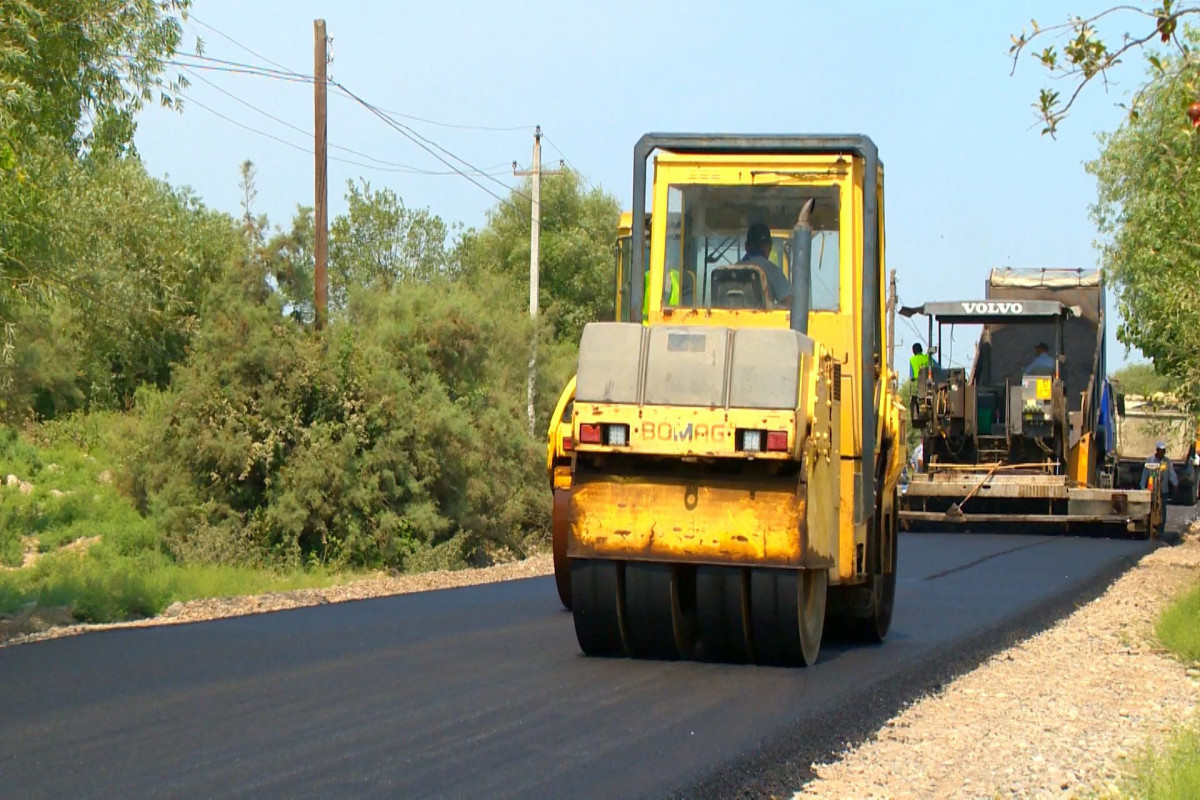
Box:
(0, 533), (1151, 799)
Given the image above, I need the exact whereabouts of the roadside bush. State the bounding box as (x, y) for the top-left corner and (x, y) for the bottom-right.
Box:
(127, 266), (552, 570)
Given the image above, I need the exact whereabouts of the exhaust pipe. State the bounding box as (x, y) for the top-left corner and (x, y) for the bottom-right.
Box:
(790, 198), (815, 335)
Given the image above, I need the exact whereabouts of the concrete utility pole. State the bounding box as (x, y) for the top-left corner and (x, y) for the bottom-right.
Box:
(513, 125), (564, 433)
(313, 19), (329, 330)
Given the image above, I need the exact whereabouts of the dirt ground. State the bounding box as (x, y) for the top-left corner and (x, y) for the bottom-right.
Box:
(796, 512), (1200, 799)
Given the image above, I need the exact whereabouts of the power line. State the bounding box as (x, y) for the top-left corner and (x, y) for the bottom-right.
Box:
(188, 13), (299, 76)
(333, 93), (535, 132)
(178, 90), (509, 178)
(335, 84), (532, 202)
(540, 133), (594, 190)
(180, 67), (507, 176)
(165, 58), (314, 83)
(163, 21), (532, 216)
(333, 80), (530, 221)
(185, 17), (532, 134)
(170, 52), (308, 81)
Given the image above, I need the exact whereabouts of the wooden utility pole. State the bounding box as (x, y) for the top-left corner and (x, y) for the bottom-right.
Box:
(313, 19), (329, 330)
(513, 126), (563, 433)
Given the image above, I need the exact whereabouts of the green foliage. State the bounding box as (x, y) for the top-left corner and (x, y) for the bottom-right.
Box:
(330, 180), (458, 303)
(1010, 3), (1200, 136)
(0, 148), (244, 421)
(1, 0), (208, 418)
(1111, 362), (1176, 397)
(0, 528), (21, 567)
(0, 0), (191, 155)
(0, 420), (347, 622)
(458, 169), (620, 344)
(125, 262), (551, 570)
(0, 419), (152, 558)
(1156, 580), (1200, 663)
(0, 545), (341, 622)
(1089, 33), (1200, 399)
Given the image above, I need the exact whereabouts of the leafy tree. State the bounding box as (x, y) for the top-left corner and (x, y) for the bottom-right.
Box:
(0, 0), (190, 156)
(263, 206), (316, 322)
(458, 170), (620, 344)
(0, 151), (243, 420)
(1, 0), (196, 408)
(1088, 32), (1200, 397)
(329, 180), (457, 304)
(1110, 362), (1176, 396)
(1010, 2), (1200, 136)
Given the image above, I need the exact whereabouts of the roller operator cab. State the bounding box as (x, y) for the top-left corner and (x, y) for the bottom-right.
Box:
(558, 134), (906, 667)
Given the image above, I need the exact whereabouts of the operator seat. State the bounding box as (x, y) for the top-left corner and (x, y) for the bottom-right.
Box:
(710, 265), (769, 309)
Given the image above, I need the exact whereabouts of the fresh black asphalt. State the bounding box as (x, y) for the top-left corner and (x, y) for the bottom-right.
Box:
(0, 533), (1151, 799)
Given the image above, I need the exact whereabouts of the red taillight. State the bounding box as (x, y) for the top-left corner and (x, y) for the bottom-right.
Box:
(578, 424), (602, 444)
(562, 436), (574, 451)
(766, 430), (788, 452)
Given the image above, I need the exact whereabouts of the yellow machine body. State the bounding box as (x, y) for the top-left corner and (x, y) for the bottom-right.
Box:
(549, 135), (905, 665)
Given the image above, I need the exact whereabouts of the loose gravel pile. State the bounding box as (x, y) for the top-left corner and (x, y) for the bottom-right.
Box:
(796, 529), (1200, 799)
(0, 553), (554, 648)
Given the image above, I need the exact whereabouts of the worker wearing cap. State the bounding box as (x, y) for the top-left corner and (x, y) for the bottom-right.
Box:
(739, 222), (792, 308)
(1140, 441), (1178, 536)
(1024, 342), (1057, 375)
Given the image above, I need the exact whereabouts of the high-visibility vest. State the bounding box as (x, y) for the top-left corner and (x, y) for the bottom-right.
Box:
(909, 353), (931, 380)
(643, 269), (681, 320)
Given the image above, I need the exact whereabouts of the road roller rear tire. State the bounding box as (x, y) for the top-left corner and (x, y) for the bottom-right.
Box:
(695, 566), (753, 663)
(624, 563), (697, 660)
(571, 559), (627, 657)
(551, 489), (571, 610)
(750, 568), (827, 667)
(830, 504), (898, 643)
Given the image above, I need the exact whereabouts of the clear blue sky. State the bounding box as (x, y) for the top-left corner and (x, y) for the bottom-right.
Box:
(134, 0), (1149, 368)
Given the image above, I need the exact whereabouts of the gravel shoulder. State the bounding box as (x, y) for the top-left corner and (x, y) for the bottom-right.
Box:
(796, 519), (1200, 799)
(0, 552), (553, 648)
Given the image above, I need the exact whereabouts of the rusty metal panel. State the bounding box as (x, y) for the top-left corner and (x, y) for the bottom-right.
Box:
(1067, 487), (1153, 517)
(567, 475), (826, 568)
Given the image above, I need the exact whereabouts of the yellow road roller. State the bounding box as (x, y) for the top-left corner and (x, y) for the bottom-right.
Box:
(552, 134), (906, 666)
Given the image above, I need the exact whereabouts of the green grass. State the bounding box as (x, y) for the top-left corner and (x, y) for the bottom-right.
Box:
(0, 545), (344, 622)
(1156, 581), (1200, 665)
(1100, 582), (1200, 798)
(1, 420), (352, 624)
(1111, 719), (1200, 799)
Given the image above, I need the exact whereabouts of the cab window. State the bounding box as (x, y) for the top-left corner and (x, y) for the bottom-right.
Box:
(661, 184), (840, 312)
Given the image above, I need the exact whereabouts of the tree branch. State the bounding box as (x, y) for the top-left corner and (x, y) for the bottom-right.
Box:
(1010, 4), (1200, 135)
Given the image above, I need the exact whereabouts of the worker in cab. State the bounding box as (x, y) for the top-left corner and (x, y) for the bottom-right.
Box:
(1141, 441), (1178, 536)
(738, 222), (792, 307)
(642, 267), (681, 320)
(1024, 342), (1057, 375)
(909, 343), (931, 380)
